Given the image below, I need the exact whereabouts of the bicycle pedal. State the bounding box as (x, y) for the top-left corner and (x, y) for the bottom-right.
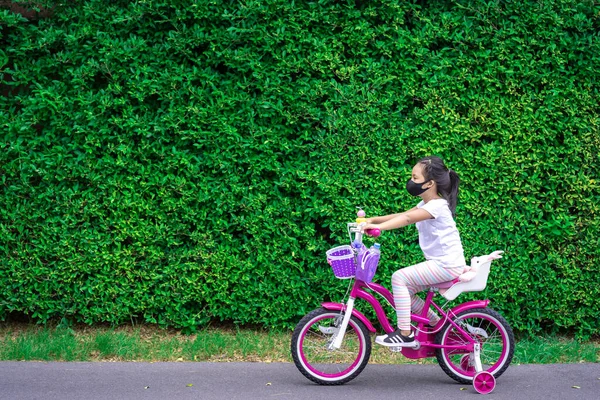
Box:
(386, 340), (420, 352)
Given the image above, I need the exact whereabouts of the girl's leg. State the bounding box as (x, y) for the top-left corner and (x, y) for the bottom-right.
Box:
(408, 286), (440, 325)
(392, 261), (463, 331)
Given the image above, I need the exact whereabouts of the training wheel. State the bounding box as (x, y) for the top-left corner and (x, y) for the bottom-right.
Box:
(460, 354), (475, 372)
(473, 371), (495, 394)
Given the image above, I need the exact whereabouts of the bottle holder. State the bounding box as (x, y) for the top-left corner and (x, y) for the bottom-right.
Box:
(355, 251), (380, 283)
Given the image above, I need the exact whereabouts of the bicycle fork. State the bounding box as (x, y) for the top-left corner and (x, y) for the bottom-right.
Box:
(473, 343), (483, 372)
(328, 297), (356, 350)
(460, 322), (487, 373)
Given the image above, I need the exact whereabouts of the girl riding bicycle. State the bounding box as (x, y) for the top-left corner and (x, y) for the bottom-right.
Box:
(363, 156), (465, 347)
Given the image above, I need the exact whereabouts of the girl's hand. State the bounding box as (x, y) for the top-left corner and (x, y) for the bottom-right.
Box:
(361, 223), (380, 232)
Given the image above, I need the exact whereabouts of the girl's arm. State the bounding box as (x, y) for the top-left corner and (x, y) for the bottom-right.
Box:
(367, 207), (418, 224)
(364, 208), (432, 231)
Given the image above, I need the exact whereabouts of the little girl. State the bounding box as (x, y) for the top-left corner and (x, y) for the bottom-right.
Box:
(362, 156), (466, 347)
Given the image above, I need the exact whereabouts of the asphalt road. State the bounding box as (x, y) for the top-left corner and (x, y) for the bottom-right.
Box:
(1, 361), (598, 400)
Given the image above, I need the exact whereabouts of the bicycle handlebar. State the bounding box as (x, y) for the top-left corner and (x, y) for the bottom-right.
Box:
(365, 228), (381, 237)
(347, 223), (381, 241)
(348, 209), (381, 244)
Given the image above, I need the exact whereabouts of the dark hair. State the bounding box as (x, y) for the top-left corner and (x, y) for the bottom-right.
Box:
(418, 156), (460, 217)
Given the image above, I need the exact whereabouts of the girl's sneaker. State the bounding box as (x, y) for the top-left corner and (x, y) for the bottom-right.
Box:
(375, 329), (416, 347)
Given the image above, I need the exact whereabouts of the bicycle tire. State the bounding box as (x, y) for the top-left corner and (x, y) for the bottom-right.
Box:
(435, 307), (515, 384)
(291, 307), (372, 385)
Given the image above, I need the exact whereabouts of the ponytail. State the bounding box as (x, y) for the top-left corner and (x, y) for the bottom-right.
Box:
(446, 169), (460, 217)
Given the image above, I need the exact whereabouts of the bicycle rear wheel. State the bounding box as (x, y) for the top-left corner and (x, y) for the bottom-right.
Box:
(435, 307), (514, 384)
(291, 307), (371, 385)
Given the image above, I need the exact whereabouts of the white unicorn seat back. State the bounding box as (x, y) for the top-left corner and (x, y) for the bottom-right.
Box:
(441, 251), (504, 301)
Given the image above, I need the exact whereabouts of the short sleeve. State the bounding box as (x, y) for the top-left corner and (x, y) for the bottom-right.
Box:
(418, 199), (447, 219)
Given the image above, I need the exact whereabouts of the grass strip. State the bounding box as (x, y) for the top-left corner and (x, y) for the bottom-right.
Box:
(0, 323), (598, 364)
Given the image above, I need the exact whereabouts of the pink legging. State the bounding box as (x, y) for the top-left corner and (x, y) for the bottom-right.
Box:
(391, 261), (464, 331)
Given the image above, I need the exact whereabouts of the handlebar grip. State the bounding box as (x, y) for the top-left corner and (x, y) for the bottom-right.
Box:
(365, 228), (381, 237)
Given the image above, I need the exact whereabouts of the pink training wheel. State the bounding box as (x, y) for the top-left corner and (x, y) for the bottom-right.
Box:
(473, 371), (495, 394)
(460, 354), (475, 373)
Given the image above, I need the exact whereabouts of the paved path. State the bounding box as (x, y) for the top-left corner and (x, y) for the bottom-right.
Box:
(0, 362), (598, 399)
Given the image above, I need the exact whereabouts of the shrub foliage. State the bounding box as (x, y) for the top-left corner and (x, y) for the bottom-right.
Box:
(1, 0), (599, 338)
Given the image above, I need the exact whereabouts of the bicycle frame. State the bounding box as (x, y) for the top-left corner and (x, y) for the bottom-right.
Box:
(323, 274), (490, 360)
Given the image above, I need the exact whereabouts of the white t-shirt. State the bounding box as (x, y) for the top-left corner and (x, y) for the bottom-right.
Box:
(416, 199), (466, 268)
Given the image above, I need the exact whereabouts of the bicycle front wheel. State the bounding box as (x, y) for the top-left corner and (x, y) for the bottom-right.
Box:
(291, 307), (371, 385)
(435, 307), (514, 384)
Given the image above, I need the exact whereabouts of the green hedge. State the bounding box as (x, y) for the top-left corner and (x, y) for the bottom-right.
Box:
(1, 0), (599, 338)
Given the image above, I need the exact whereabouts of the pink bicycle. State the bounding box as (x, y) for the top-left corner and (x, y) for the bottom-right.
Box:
(291, 210), (514, 394)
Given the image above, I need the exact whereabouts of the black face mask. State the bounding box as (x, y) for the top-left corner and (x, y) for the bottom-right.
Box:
(406, 179), (431, 196)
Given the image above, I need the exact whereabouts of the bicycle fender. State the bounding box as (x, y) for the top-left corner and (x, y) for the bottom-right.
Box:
(449, 300), (490, 317)
(321, 302), (377, 333)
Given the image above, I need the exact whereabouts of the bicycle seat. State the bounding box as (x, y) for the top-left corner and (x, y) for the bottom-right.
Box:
(431, 280), (457, 289)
